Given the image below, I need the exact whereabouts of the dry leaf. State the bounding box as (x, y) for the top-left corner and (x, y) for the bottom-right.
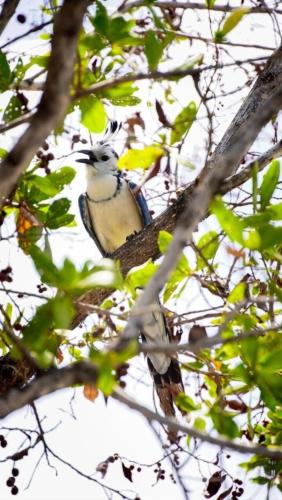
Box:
(83, 384), (99, 402)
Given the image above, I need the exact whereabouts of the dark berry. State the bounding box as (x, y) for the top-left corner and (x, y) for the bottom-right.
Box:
(17, 14), (26, 23)
(6, 477), (15, 487)
(137, 467), (141, 472)
(1, 439), (7, 447)
(11, 485), (19, 495)
(12, 469), (19, 477)
(130, 465), (134, 470)
(108, 456), (115, 463)
(14, 324), (22, 331)
(47, 153), (54, 161)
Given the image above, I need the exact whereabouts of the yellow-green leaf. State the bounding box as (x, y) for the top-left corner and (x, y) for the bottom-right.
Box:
(118, 145), (163, 170)
(79, 96), (106, 132)
(221, 7), (250, 36)
(227, 282), (246, 304)
(170, 101), (197, 145)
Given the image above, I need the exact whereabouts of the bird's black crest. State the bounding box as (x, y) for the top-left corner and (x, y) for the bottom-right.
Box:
(101, 120), (121, 144)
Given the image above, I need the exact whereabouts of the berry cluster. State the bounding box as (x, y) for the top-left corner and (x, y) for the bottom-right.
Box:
(36, 143), (54, 175)
(0, 266), (12, 283)
(232, 479), (244, 499)
(37, 283), (47, 294)
(116, 363), (129, 389)
(0, 434), (7, 447)
(6, 468), (19, 496)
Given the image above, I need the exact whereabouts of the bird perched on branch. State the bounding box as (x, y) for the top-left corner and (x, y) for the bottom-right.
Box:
(76, 121), (185, 419)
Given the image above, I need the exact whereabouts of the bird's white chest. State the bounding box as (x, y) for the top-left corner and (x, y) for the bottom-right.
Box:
(87, 179), (143, 254)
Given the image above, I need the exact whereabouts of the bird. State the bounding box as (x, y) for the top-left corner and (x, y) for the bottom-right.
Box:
(76, 120), (185, 420)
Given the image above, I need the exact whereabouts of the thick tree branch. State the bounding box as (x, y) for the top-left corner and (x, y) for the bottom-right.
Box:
(0, 0), (91, 206)
(0, 360), (280, 459)
(0, 361), (98, 417)
(120, 0), (282, 15)
(113, 388), (282, 459)
(0, 0), (20, 35)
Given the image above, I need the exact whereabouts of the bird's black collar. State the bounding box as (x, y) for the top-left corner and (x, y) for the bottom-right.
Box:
(86, 173), (122, 204)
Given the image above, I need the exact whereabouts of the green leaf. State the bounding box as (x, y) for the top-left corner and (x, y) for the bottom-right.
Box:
(0, 148), (7, 158)
(30, 54), (50, 68)
(210, 196), (244, 245)
(107, 96), (141, 106)
(78, 259), (123, 290)
(260, 160), (280, 210)
(126, 260), (158, 293)
(101, 82), (138, 99)
(81, 34), (106, 53)
(79, 96), (106, 132)
(158, 230), (173, 253)
(50, 167), (76, 189)
(252, 162), (258, 213)
(30, 245), (61, 286)
(258, 224), (282, 250)
(176, 393), (200, 412)
(210, 408), (240, 438)
(194, 417), (206, 431)
(158, 231), (190, 301)
(46, 198), (74, 229)
(221, 7), (250, 36)
(256, 373), (282, 409)
(31, 176), (60, 197)
(227, 282), (246, 304)
(205, 0), (216, 7)
(91, 1), (109, 37)
(0, 50), (11, 90)
(118, 145), (163, 170)
(196, 230), (219, 270)
(3, 95), (25, 123)
(108, 17), (135, 43)
(260, 349), (282, 373)
(144, 30), (163, 70)
(170, 101), (197, 145)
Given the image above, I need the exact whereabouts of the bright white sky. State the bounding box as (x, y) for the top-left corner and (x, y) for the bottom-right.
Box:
(0, 1), (280, 499)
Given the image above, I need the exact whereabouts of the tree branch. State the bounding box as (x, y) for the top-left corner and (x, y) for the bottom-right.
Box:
(0, 0), (91, 206)
(0, 361), (282, 460)
(0, 0), (20, 36)
(112, 387), (282, 459)
(120, 0), (282, 15)
(12, 57), (268, 96)
(0, 359), (281, 460)
(0, 19), (52, 49)
(0, 361), (98, 418)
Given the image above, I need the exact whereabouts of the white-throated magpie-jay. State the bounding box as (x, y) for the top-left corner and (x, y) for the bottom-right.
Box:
(77, 121), (185, 417)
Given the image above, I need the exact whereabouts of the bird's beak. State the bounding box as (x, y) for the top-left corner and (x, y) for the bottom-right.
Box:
(76, 149), (97, 165)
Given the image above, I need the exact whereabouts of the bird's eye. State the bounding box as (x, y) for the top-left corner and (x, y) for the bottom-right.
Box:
(101, 155), (109, 161)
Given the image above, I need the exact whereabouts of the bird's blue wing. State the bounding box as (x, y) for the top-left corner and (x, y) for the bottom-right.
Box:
(78, 193), (108, 257)
(128, 181), (152, 227)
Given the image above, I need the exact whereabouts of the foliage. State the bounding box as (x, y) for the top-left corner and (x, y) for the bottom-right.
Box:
(0, 1), (282, 499)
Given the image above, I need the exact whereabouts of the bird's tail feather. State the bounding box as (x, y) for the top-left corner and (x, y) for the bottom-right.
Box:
(147, 357), (185, 418)
(140, 298), (186, 440)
